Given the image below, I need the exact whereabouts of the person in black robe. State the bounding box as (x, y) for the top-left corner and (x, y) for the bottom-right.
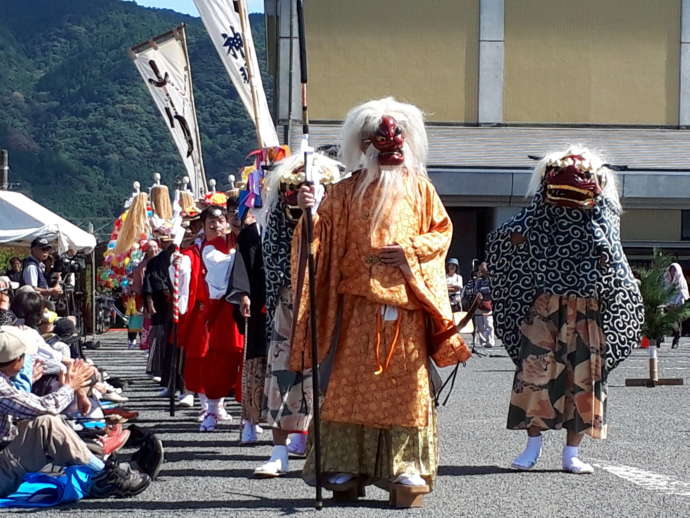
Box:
(228, 197), (267, 443)
(142, 240), (181, 395)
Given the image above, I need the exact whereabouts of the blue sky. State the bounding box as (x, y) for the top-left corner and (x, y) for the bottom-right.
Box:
(131, 0), (264, 16)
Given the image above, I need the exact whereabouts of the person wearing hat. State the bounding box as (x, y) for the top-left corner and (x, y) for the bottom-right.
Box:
(54, 317), (82, 360)
(187, 205), (250, 432)
(446, 258), (463, 315)
(0, 327), (151, 498)
(21, 238), (62, 298)
(40, 311), (71, 361)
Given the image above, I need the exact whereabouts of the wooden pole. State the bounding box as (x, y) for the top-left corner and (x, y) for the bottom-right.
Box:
(625, 340), (684, 387)
(296, 0), (322, 510)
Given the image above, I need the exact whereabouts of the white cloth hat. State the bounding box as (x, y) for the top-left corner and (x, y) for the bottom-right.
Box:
(0, 276), (19, 291)
(0, 325), (39, 361)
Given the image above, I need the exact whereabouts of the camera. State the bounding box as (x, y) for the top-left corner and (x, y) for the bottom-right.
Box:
(55, 254), (85, 274)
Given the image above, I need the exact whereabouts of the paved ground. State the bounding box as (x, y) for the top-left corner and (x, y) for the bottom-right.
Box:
(13, 331), (690, 517)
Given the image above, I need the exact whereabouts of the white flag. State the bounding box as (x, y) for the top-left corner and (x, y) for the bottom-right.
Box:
(130, 26), (207, 197)
(194, 0), (279, 148)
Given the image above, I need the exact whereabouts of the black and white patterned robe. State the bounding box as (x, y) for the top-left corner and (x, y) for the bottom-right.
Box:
(485, 191), (644, 373)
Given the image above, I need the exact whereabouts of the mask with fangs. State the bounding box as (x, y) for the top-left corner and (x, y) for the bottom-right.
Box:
(543, 155), (602, 209)
(363, 115), (405, 166)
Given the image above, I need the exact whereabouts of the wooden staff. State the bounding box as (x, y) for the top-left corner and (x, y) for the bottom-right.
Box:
(239, 316), (249, 442)
(296, 0), (323, 510)
(169, 249), (181, 416)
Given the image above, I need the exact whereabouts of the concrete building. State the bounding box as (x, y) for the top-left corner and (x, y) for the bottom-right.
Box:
(264, 0), (690, 278)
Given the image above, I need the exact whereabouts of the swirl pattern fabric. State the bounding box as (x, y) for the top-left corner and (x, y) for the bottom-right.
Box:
(262, 200), (295, 340)
(486, 192), (643, 372)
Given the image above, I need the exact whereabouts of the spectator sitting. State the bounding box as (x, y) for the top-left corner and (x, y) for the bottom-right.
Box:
(0, 328), (151, 498)
(53, 317), (82, 360)
(21, 238), (62, 298)
(39, 310), (71, 362)
(4, 259), (22, 286)
(10, 290), (65, 377)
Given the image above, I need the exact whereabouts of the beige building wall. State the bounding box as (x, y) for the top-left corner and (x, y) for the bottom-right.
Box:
(621, 209), (680, 242)
(504, 0), (681, 125)
(304, 0), (479, 123)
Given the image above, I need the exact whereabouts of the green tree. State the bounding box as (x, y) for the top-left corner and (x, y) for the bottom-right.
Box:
(636, 250), (690, 344)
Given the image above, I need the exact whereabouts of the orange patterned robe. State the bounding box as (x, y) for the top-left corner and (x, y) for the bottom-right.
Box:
(290, 172), (469, 483)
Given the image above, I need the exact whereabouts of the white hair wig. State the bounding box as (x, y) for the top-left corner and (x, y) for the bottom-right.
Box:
(527, 145), (621, 210)
(256, 152), (344, 228)
(340, 97), (428, 175)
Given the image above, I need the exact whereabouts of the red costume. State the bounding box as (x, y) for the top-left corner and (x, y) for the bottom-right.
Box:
(178, 237), (243, 400)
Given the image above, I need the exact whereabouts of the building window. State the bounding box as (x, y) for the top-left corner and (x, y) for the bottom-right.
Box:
(681, 211), (690, 241)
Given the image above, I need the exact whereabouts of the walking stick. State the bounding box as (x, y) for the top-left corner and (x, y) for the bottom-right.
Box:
(239, 316), (249, 441)
(169, 249), (181, 416)
(296, 0), (323, 510)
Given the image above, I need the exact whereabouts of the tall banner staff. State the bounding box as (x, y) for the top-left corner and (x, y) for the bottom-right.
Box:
(168, 248), (181, 416)
(296, 0), (323, 510)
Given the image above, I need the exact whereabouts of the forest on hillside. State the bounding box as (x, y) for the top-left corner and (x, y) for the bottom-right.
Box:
(0, 0), (271, 234)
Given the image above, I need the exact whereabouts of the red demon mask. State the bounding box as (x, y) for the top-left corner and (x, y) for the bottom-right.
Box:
(279, 165), (305, 225)
(363, 115), (405, 166)
(543, 155), (601, 209)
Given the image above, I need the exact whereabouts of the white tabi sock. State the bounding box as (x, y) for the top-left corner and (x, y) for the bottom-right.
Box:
(327, 473), (353, 485)
(206, 398), (220, 415)
(562, 445), (578, 462)
(511, 435), (543, 470)
(198, 393), (208, 412)
(394, 472), (426, 486)
(562, 445), (594, 474)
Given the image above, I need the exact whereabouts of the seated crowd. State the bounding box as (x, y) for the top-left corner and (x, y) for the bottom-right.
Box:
(0, 246), (161, 500)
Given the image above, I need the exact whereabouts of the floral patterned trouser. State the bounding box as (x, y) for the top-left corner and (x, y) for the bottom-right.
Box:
(507, 293), (608, 439)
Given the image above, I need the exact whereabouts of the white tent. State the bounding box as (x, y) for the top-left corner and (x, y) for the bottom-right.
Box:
(0, 190), (97, 253)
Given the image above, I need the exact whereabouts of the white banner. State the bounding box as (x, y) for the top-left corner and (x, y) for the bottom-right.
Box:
(194, 0), (279, 148)
(130, 26), (207, 197)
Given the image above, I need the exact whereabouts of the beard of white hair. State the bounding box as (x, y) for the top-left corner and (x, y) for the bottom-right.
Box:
(354, 144), (419, 233)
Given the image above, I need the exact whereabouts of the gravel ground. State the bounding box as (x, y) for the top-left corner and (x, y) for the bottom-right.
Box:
(11, 331), (690, 517)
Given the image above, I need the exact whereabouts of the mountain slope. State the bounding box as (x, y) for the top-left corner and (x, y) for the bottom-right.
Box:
(0, 0), (271, 230)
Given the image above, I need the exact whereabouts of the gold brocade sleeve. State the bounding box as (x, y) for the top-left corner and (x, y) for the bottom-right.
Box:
(398, 180), (471, 367)
(289, 177), (470, 372)
(289, 181), (349, 372)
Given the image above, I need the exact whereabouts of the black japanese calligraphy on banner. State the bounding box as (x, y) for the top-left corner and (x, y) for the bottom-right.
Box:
(130, 26), (207, 196)
(147, 60), (194, 157)
(194, 0), (279, 147)
(221, 26), (249, 84)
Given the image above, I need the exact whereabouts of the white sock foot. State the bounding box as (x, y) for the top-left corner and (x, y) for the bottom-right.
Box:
(511, 435), (543, 470)
(254, 446), (289, 477)
(178, 392), (194, 408)
(199, 413), (218, 432)
(286, 433), (307, 456)
(240, 421), (258, 444)
(217, 407), (232, 422)
(327, 473), (353, 485)
(562, 446), (594, 474)
(394, 472), (426, 486)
